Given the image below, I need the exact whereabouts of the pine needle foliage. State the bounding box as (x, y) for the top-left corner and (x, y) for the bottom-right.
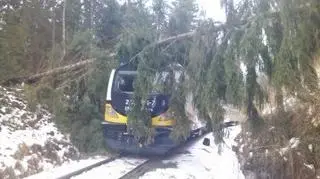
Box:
(115, 0), (320, 146)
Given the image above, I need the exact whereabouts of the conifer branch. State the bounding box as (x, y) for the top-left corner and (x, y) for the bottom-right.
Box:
(2, 21), (250, 86)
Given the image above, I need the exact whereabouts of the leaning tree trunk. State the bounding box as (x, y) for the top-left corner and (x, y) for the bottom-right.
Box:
(2, 59), (95, 85)
(61, 0), (66, 62)
(2, 26), (234, 86)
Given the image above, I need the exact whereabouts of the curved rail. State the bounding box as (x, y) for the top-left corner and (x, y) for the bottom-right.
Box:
(118, 130), (212, 179)
(118, 158), (156, 179)
(56, 155), (121, 179)
(56, 121), (239, 179)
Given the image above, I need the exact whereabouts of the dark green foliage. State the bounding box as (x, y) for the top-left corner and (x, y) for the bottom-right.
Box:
(59, 32), (116, 152)
(152, 0), (168, 37)
(69, 101), (105, 153)
(169, 75), (191, 142)
(118, 0), (320, 147)
(96, 0), (123, 48)
(0, 0), (122, 154)
(168, 0), (198, 35)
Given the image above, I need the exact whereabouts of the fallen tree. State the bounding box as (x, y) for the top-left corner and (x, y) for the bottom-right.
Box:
(1, 31), (198, 86)
(1, 22), (234, 86)
(2, 59), (95, 85)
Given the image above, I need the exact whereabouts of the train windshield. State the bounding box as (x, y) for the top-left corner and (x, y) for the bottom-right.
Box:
(116, 71), (137, 93)
(115, 71), (173, 94)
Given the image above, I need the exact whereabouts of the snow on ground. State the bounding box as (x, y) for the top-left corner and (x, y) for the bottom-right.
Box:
(72, 157), (147, 179)
(63, 107), (245, 179)
(140, 126), (244, 179)
(27, 155), (145, 179)
(11, 89), (244, 179)
(0, 86), (79, 178)
(68, 126), (244, 179)
(26, 156), (108, 179)
(139, 106), (245, 179)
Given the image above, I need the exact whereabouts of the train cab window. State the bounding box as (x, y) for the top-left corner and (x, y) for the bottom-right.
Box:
(115, 71), (137, 93)
(114, 69), (182, 94)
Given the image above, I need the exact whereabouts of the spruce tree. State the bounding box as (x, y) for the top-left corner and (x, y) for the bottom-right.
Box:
(115, 0), (320, 147)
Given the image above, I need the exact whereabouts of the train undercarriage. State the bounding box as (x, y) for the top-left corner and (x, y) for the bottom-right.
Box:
(102, 123), (206, 156)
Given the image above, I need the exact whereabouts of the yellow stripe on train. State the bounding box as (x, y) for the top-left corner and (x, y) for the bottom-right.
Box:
(104, 103), (175, 127)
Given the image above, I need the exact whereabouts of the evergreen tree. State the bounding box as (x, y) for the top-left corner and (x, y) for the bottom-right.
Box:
(115, 0), (320, 147)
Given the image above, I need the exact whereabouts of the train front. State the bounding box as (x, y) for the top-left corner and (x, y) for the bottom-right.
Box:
(102, 63), (179, 155)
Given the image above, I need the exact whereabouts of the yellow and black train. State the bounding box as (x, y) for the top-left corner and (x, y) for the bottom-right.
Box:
(102, 63), (206, 155)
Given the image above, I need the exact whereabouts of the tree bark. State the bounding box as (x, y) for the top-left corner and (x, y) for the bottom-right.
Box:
(2, 28), (225, 85)
(61, 0), (66, 61)
(2, 59), (95, 85)
(128, 31), (195, 62)
(52, 8), (56, 53)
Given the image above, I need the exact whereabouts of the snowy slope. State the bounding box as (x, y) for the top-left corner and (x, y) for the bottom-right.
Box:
(0, 86), (79, 178)
(26, 156), (109, 179)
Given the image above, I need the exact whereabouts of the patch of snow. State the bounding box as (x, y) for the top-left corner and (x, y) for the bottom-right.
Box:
(0, 86), (79, 178)
(307, 106), (313, 115)
(0, 118), (65, 169)
(289, 138), (300, 149)
(239, 144), (244, 153)
(1, 106), (6, 112)
(312, 117), (320, 127)
(279, 147), (288, 156)
(304, 163), (314, 170)
(262, 105), (276, 115)
(269, 126), (275, 131)
(279, 137), (300, 156)
(72, 157), (147, 179)
(141, 125), (244, 179)
(284, 97), (297, 110)
(308, 144), (313, 152)
(27, 156), (109, 179)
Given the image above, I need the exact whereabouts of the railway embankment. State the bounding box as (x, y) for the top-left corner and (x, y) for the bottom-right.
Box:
(233, 103), (320, 179)
(0, 85), (80, 178)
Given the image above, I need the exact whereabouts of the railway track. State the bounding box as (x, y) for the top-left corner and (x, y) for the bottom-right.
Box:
(118, 130), (212, 179)
(56, 155), (122, 179)
(56, 131), (206, 179)
(56, 121), (240, 179)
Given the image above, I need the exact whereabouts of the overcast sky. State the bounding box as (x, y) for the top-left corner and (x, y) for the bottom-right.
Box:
(197, 0), (225, 22)
(117, 0), (226, 22)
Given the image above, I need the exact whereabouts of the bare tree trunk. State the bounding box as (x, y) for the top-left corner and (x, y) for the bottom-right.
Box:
(90, 0), (94, 57)
(61, 0), (66, 62)
(2, 59), (95, 85)
(52, 8), (56, 53)
(2, 30), (213, 85)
